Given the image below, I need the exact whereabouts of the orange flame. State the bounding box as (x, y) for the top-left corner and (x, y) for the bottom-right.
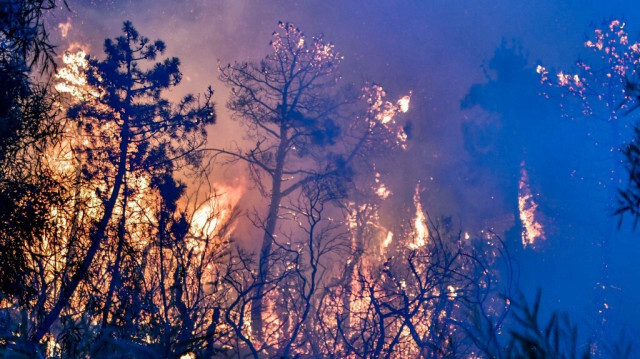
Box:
(397, 94), (411, 113)
(381, 230), (394, 255)
(189, 183), (244, 246)
(410, 184), (428, 249)
(518, 162), (545, 247)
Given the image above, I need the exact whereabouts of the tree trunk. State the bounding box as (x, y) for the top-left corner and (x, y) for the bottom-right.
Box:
(31, 120), (130, 343)
(250, 186), (282, 341)
(250, 127), (288, 341)
(341, 210), (365, 343)
(100, 183), (128, 329)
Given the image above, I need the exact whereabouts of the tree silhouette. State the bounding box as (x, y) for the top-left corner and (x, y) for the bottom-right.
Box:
(617, 67), (640, 226)
(31, 21), (215, 343)
(0, 0), (65, 163)
(216, 22), (409, 339)
(461, 42), (558, 249)
(0, 0), (66, 315)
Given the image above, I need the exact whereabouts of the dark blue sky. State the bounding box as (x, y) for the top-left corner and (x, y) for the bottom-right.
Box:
(50, 0), (640, 345)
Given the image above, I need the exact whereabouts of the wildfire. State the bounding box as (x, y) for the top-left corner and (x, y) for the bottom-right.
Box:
(47, 45), (245, 339)
(189, 183), (244, 242)
(363, 84), (411, 149)
(35, 25), (486, 358)
(397, 93), (411, 113)
(382, 230), (393, 250)
(518, 162), (545, 247)
(410, 184), (428, 249)
(374, 173), (392, 200)
(55, 50), (100, 101)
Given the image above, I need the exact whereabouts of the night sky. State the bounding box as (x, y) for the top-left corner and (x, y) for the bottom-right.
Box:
(49, 0), (640, 343)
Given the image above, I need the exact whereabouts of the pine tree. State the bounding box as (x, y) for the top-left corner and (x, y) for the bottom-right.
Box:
(31, 21), (215, 343)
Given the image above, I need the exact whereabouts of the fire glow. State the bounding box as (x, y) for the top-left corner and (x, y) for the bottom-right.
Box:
(410, 184), (429, 249)
(189, 184), (244, 241)
(518, 162), (545, 247)
(2, 14), (534, 358)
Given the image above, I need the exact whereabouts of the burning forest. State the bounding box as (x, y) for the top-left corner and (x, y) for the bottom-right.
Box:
(1, 1), (640, 358)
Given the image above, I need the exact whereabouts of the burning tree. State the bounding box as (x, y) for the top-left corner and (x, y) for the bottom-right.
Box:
(311, 187), (511, 358)
(216, 22), (410, 341)
(27, 21), (216, 350)
(0, 15), (520, 358)
(461, 43), (552, 249)
(538, 19), (640, 217)
(219, 178), (348, 357)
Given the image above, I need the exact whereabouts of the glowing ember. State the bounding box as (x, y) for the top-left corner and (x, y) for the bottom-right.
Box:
(58, 18), (72, 38)
(397, 94), (411, 113)
(447, 285), (458, 298)
(518, 162), (545, 247)
(375, 182), (391, 199)
(557, 71), (571, 86)
(383, 230), (393, 249)
(345, 202), (363, 230)
(536, 64), (549, 82)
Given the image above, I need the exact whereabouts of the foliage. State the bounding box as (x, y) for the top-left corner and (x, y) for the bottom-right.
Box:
(0, 0), (67, 320)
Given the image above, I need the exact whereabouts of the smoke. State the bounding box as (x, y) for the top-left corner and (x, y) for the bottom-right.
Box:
(51, 0), (640, 341)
